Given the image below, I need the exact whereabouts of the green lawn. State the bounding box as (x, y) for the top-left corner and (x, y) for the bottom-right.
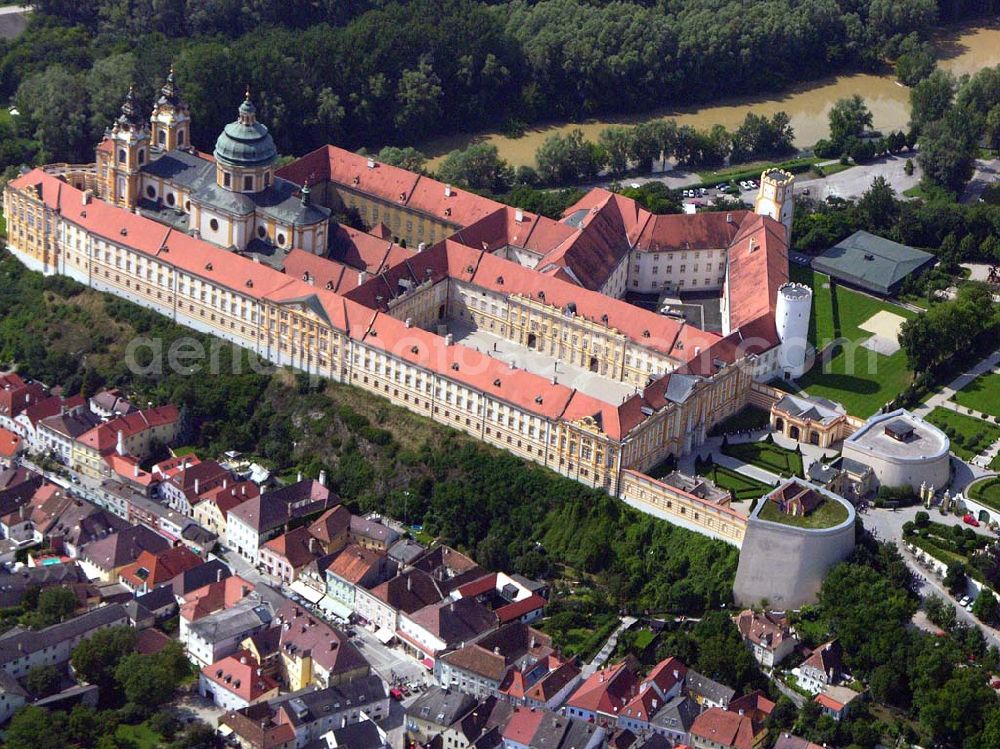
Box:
(788, 264), (917, 417)
(758, 496), (849, 528)
(116, 723), (164, 749)
(700, 463), (772, 501)
(953, 371), (1000, 420)
(722, 441), (804, 477)
(695, 155), (822, 188)
(968, 477), (1000, 512)
(924, 407), (1000, 461)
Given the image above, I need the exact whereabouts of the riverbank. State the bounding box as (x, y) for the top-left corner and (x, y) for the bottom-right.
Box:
(421, 19), (1000, 169)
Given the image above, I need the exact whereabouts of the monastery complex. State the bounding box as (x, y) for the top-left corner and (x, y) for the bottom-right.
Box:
(3, 74), (814, 546)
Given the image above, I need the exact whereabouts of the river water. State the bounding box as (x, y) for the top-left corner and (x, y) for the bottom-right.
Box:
(422, 21), (1000, 169)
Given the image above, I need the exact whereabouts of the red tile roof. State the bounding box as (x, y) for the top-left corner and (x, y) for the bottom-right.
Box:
(725, 214), (789, 332)
(326, 543), (383, 585)
(496, 594), (546, 624)
(119, 545), (203, 589)
(0, 428), (21, 459)
(501, 707), (546, 745)
(261, 526), (321, 570)
(180, 575), (255, 622)
(565, 661), (639, 716)
(201, 650), (279, 703)
(690, 707), (759, 749)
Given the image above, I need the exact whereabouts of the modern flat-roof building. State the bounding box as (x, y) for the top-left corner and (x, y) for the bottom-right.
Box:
(812, 230), (935, 295)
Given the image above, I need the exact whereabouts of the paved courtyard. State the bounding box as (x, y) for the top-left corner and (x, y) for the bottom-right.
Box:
(452, 324), (638, 404)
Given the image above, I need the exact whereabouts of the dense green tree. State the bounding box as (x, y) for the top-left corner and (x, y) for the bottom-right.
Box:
(25, 664), (62, 697)
(376, 146), (428, 172)
(895, 34), (936, 86)
(394, 56), (444, 140)
(71, 626), (136, 704)
(4, 705), (70, 749)
(917, 114), (978, 193)
(909, 69), (958, 134)
(855, 176), (900, 233)
(828, 95), (873, 150)
(21, 586), (78, 629)
(14, 65), (90, 162)
(973, 590), (1000, 625)
(437, 143), (512, 191)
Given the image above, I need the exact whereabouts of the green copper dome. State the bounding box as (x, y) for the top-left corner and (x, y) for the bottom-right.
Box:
(213, 91), (277, 169)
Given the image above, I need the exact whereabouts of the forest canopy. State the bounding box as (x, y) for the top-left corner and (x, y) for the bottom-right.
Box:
(2, 0), (994, 167)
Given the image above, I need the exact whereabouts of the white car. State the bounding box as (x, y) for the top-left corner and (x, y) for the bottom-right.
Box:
(960, 596), (971, 607)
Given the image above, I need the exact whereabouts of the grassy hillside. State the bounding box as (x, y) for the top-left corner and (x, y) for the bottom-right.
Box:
(0, 248), (738, 617)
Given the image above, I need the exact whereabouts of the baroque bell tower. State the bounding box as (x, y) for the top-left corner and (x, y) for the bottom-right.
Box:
(150, 65), (191, 154)
(98, 85), (150, 209)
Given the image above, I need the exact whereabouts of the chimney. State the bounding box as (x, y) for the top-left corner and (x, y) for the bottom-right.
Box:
(444, 184), (453, 197)
(194, 478), (200, 495)
(366, 157), (375, 169)
(515, 208), (524, 223)
(445, 333), (454, 346)
(134, 463), (139, 478)
(405, 318), (413, 328)
(297, 471), (303, 482)
(407, 576), (413, 592)
(417, 242), (426, 252)
(217, 568), (224, 583)
(319, 470), (326, 487)
(330, 640), (338, 651)
(241, 585), (250, 597)
(358, 270), (367, 286)
(82, 190), (93, 205)
(116, 430), (126, 456)
(223, 478), (228, 490)
(309, 537), (317, 554)
(493, 646), (501, 655)
(738, 708), (745, 716)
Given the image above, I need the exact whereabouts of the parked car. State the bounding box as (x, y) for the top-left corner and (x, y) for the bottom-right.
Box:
(964, 514), (981, 527)
(716, 183), (728, 191)
(390, 687), (405, 701)
(960, 596), (971, 607)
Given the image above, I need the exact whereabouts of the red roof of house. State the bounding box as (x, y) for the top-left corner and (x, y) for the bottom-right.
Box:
(201, 650), (278, 703)
(0, 428), (21, 459)
(104, 454), (155, 486)
(501, 707), (546, 745)
(565, 661), (639, 716)
(135, 627), (174, 655)
(0, 373), (46, 419)
(690, 707), (759, 749)
(180, 575), (255, 622)
(261, 526), (320, 570)
(119, 545), (202, 588)
(326, 543), (383, 585)
(815, 693), (845, 711)
(496, 594), (546, 624)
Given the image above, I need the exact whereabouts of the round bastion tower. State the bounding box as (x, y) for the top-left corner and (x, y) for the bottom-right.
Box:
(775, 282), (812, 378)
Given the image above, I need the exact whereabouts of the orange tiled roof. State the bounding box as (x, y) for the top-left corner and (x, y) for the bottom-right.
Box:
(0, 428), (21, 459)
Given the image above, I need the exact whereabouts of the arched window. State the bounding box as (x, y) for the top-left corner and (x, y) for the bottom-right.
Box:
(138, 149), (145, 164)
(223, 172), (231, 188)
(243, 175), (254, 192)
(166, 193), (176, 207)
(257, 226), (266, 239)
(158, 130), (166, 145)
(146, 185), (156, 199)
(277, 232), (286, 247)
(178, 129), (185, 145)
(118, 149), (126, 164)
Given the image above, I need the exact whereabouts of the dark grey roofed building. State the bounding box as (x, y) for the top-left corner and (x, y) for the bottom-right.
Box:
(649, 694), (700, 743)
(0, 562), (89, 608)
(0, 603), (129, 678)
(170, 558), (230, 596)
(812, 230), (935, 295)
(406, 686), (478, 739)
(139, 149), (329, 226)
(328, 719), (390, 749)
(387, 538), (428, 567)
(685, 670), (735, 708)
